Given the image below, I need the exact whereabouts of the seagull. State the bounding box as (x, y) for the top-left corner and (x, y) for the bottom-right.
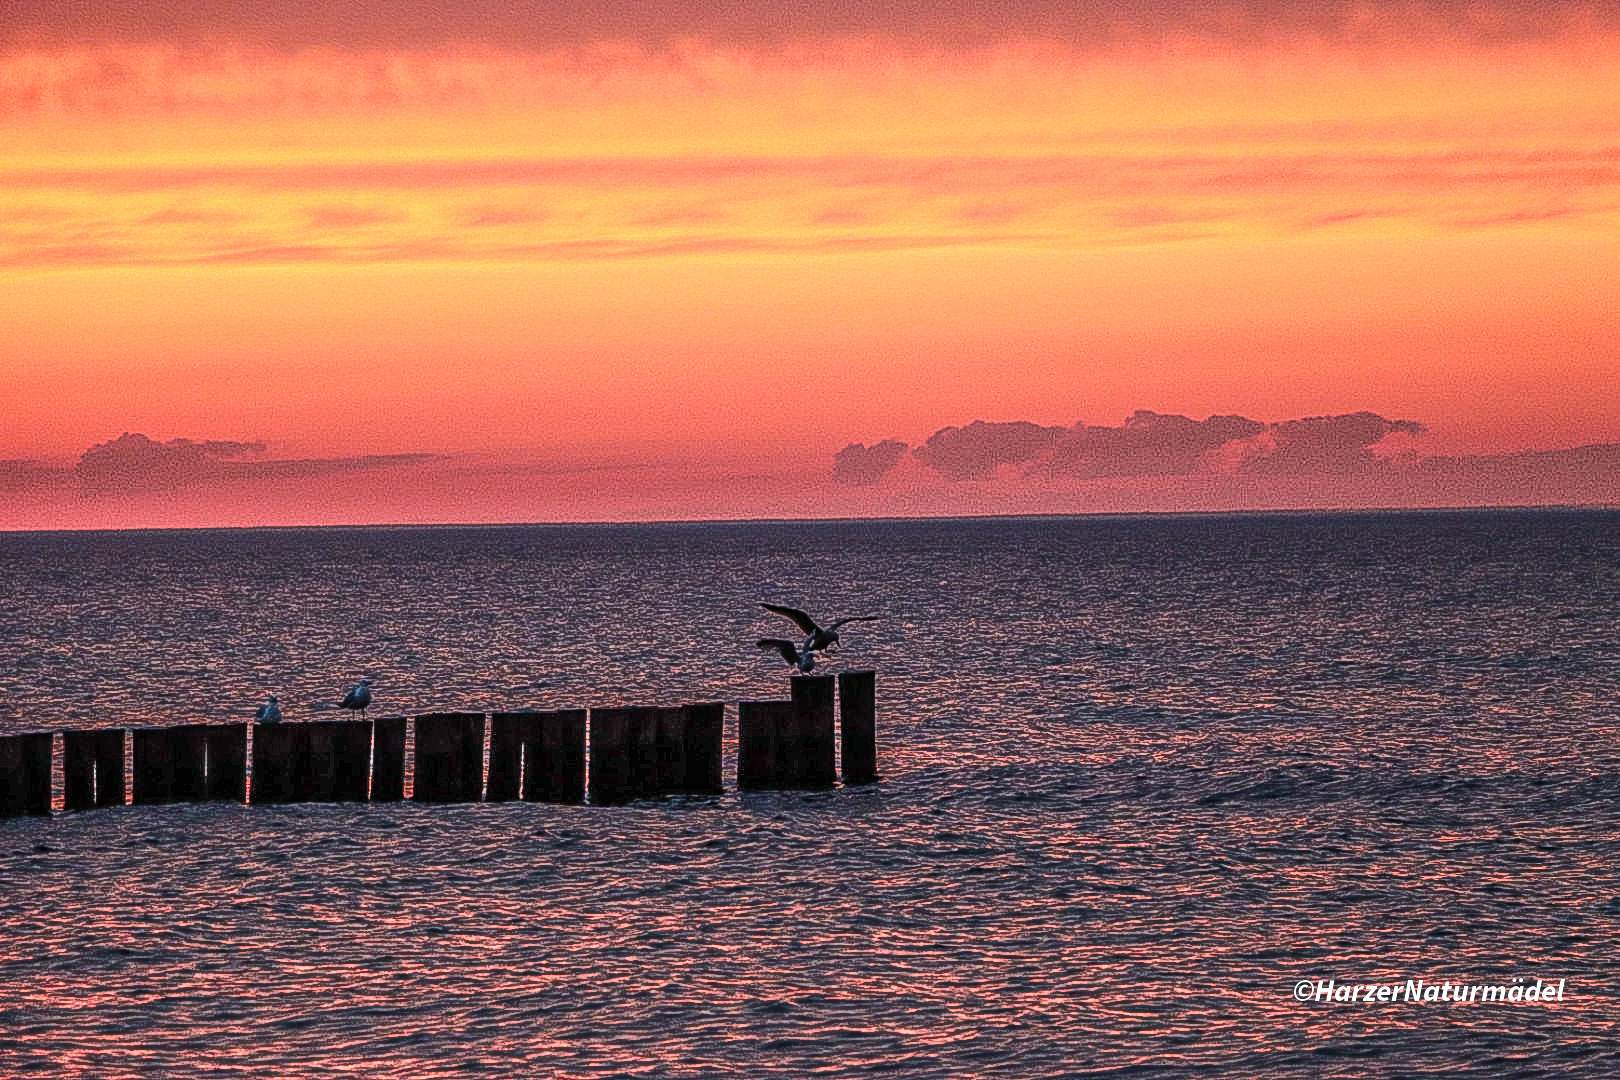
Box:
(254, 694), (282, 723)
(761, 603), (881, 654)
(338, 678), (373, 717)
(758, 638), (816, 674)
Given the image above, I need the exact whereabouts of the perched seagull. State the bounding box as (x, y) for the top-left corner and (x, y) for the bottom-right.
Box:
(254, 694), (282, 723)
(761, 603), (881, 654)
(758, 638), (816, 673)
(339, 678), (373, 716)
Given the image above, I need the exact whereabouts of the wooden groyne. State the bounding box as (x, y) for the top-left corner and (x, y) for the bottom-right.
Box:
(487, 709), (588, 804)
(0, 733), (52, 817)
(0, 673), (878, 818)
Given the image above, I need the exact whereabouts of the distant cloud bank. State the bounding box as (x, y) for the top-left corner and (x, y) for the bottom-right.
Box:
(839, 411), (1428, 485)
(1, 418), (1614, 531)
(1, 433), (440, 497)
(831, 410), (1620, 509)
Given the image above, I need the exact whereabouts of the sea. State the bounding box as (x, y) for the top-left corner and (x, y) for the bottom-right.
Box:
(0, 509), (1616, 1078)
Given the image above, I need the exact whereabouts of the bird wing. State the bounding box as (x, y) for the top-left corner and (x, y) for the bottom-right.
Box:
(254, 706), (269, 721)
(757, 638), (800, 664)
(761, 603), (820, 635)
(340, 690), (360, 707)
(827, 615), (882, 630)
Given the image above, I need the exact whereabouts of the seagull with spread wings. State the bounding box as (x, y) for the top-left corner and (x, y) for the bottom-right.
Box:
(757, 637), (816, 673)
(761, 603), (881, 654)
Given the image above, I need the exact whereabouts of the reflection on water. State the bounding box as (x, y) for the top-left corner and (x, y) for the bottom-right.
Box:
(1, 511), (1618, 1077)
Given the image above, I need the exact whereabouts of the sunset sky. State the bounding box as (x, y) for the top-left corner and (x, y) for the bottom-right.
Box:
(4, 0), (1619, 527)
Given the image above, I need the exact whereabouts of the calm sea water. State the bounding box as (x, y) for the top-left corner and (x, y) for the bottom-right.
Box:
(1, 510), (1617, 1078)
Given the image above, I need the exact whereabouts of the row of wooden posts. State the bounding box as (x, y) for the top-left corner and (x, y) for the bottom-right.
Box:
(0, 672), (877, 818)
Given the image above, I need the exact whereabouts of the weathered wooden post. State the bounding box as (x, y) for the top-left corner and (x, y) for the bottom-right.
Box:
(488, 710), (587, 804)
(629, 707), (662, 799)
(736, 699), (792, 790)
(652, 706), (687, 796)
(0, 732), (53, 817)
(251, 722), (308, 805)
(486, 712), (536, 802)
(529, 709), (586, 804)
(202, 724), (248, 803)
(163, 725), (210, 802)
(789, 675), (837, 789)
(63, 730), (125, 811)
(589, 707), (663, 804)
(305, 720), (372, 802)
(371, 716), (407, 802)
(587, 707), (626, 804)
(63, 731), (96, 812)
(680, 702), (724, 795)
(131, 727), (176, 805)
(412, 712), (484, 803)
(838, 670), (878, 784)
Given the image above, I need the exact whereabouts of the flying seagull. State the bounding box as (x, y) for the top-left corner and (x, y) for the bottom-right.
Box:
(761, 603), (881, 654)
(254, 694), (282, 723)
(758, 638), (816, 674)
(339, 678), (373, 716)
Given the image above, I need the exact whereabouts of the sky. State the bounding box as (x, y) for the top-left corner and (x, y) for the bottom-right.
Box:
(3, 0), (1618, 527)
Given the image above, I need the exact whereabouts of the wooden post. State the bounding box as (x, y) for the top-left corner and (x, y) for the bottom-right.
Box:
(486, 712), (537, 802)
(166, 725), (211, 802)
(371, 716), (407, 802)
(101, 730), (128, 807)
(737, 700), (792, 790)
(588, 707), (638, 805)
(490, 710), (587, 804)
(838, 670), (878, 784)
(62, 731), (95, 812)
(680, 702), (724, 795)
(0, 732), (53, 817)
(652, 706), (687, 796)
(790, 675), (837, 789)
(528, 709), (586, 804)
(64, 730), (125, 811)
(628, 708), (662, 799)
(251, 722), (308, 805)
(413, 712), (484, 803)
(202, 724), (248, 803)
(131, 727), (176, 805)
(305, 721), (371, 802)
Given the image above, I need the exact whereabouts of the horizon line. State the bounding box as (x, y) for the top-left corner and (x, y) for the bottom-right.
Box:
(3, 501), (1616, 538)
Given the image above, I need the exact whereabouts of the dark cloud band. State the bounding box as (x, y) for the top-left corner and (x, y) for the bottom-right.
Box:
(7, 0), (1615, 49)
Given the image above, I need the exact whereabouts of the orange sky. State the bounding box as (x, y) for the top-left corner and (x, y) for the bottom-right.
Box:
(3, 2), (1619, 525)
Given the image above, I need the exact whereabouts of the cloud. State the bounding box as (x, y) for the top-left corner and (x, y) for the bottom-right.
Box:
(1408, 442), (1620, 503)
(833, 439), (908, 485)
(6, 33), (1620, 271)
(462, 206), (547, 227)
(884, 410), (1429, 483)
(0, 459), (70, 493)
(306, 206), (405, 228)
(71, 432), (438, 496)
(1236, 412), (1427, 476)
(75, 433), (265, 494)
(911, 420), (1070, 481)
(5, 0), (1617, 51)
(829, 410), (1620, 512)
(1037, 410), (1266, 478)
(4, 145), (1617, 270)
